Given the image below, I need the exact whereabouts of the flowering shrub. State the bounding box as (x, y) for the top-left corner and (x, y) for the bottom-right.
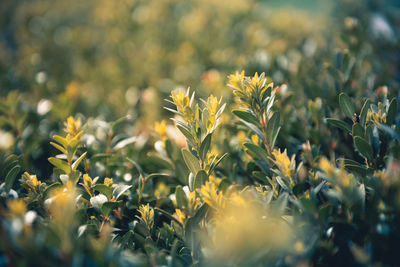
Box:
(1, 0), (400, 266)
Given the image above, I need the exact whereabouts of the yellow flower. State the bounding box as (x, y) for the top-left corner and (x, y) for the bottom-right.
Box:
(154, 120), (167, 137)
(7, 199), (27, 217)
(200, 182), (225, 209)
(207, 95), (219, 115)
(249, 72), (260, 89)
(227, 70), (245, 92)
(338, 172), (351, 187)
(83, 174), (93, 188)
(174, 208), (187, 225)
(104, 178), (113, 187)
(209, 175), (221, 187)
(66, 116), (83, 136)
(187, 191), (200, 213)
(367, 105), (386, 125)
(21, 172), (42, 191)
(319, 157), (336, 177)
(206, 95), (220, 132)
(251, 134), (259, 145)
(294, 241), (305, 253)
(272, 149), (293, 178)
(171, 90), (190, 113)
(228, 192), (247, 207)
(137, 204), (154, 230)
(154, 182), (169, 198)
(237, 131), (246, 145)
(65, 82), (79, 99)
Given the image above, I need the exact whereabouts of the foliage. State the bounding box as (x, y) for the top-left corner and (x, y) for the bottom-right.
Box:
(1, 0), (400, 266)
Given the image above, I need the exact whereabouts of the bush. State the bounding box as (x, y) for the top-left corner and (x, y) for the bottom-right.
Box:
(1, 0), (400, 266)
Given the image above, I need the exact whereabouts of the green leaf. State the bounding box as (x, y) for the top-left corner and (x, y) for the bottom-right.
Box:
(266, 112), (280, 150)
(244, 143), (269, 161)
(359, 99), (370, 126)
(352, 123), (364, 138)
(177, 125), (196, 147)
(188, 172), (194, 191)
(53, 135), (68, 147)
(5, 165), (21, 192)
(69, 170), (81, 185)
(48, 157), (70, 174)
(101, 201), (121, 217)
(50, 142), (67, 154)
(344, 164), (370, 176)
(113, 184), (132, 200)
(387, 97), (398, 125)
(299, 197), (317, 213)
(145, 173), (171, 182)
(337, 158), (362, 167)
(72, 152), (87, 171)
(194, 170), (207, 190)
(232, 110), (260, 126)
(208, 153), (228, 175)
(199, 134), (211, 161)
(181, 149), (201, 176)
(94, 184), (113, 199)
(175, 186), (187, 209)
(354, 136), (373, 160)
(326, 118), (351, 133)
(339, 93), (354, 118)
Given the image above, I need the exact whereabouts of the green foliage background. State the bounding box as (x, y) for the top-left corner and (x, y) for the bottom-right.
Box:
(0, 0), (400, 266)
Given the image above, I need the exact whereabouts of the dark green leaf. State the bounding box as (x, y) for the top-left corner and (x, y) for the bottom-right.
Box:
(354, 136), (373, 160)
(5, 165), (21, 192)
(359, 99), (370, 126)
(326, 118), (351, 133)
(101, 201), (121, 217)
(199, 134), (211, 161)
(244, 143), (269, 161)
(387, 98), (398, 125)
(232, 110), (260, 126)
(175, 186), (187, 209)
(339, 93), (354, 118)
(94, 184), (113, 199)
(352, 123), (364, 138)
(194, 170), (207, 190)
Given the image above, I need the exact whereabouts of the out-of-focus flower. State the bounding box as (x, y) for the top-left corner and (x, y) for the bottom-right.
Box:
(174, 209), (187, 225)
(66, 82), (80, 99)
(154, 182), (169, 198)
(7, 199), (27, 217)
(319, 157), (336, 177)
(0, 130), (15, 150)
(21, 172), (42, 192)
(199, 181), (225, 210)
(154, 120), (167, 138)
(272, 149), (294, 178)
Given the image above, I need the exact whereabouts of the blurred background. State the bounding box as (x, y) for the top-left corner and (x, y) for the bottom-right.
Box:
(1, 0), (398, 119)
(0, 0), (399, 175)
